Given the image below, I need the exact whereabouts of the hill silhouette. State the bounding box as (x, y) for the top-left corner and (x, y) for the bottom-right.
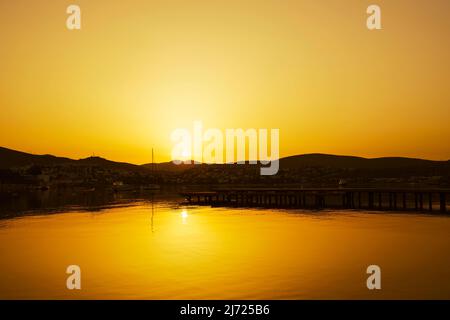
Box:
(1, 147), (449, 187)
(0, 147), (73, 168)
(0, 147), (144, 172)
(2, 146), (449, 171)
(279, 153), (448, 170)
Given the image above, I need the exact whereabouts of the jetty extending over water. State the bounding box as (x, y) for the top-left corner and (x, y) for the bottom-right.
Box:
(181, 188), (450, 213)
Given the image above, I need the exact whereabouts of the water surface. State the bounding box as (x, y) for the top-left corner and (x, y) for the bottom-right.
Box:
(0, 195), (449, 299)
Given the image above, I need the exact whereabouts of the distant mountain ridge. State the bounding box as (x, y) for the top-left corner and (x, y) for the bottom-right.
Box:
(143, 153), (450, 171)
(279, 153), (449, 170)
(1, 146), (449, 171)
(0, 147), (143, 172)
(0, 147), (73, 169)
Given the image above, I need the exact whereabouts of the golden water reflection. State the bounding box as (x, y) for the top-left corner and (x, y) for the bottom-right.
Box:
(1, 202), (450, 299)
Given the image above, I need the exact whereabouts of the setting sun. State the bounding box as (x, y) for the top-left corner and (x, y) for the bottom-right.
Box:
(1, 0), (449, 163)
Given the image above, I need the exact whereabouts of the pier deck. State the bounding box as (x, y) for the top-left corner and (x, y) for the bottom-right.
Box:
(181, 188), (450, 213)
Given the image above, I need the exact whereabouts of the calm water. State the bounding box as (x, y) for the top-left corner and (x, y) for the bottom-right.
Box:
(1, 193), (450, 299)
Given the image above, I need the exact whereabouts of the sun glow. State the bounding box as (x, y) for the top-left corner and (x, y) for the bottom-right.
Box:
(181, 210), (189, 224)
(181, 150), (191, 160)
(1, 1), (449, 162)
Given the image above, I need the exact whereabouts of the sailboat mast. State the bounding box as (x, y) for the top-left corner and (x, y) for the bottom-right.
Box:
(152, 148), (154, 174)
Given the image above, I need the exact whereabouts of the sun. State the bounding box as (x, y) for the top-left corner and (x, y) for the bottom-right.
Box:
(181, 150), (191, 160)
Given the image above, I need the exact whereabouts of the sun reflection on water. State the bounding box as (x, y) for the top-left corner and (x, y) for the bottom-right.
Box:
(181, 209), (188, 224)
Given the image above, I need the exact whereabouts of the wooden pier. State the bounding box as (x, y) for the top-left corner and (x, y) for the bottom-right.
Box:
(181, 188), (450, 213)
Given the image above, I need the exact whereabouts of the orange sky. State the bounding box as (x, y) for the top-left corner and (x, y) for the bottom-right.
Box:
(1, 0), (449, 164)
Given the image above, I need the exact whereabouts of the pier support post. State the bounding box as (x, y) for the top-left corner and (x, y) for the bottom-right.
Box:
(358, 192), (361, 208)
(389, 193), (393, 210)
(378, 193), (382, 209)
(394, 193), (397, 210)
(429, 193), (433, 211)
(415, 193), (418, 210)
(402, 193), (406, 210)
(368, 192), (374, 209)
(350, 192), (355, 208)
(440, 193), (446, 213)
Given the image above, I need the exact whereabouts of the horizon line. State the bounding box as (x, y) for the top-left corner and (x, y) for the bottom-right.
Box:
(1, 146), (449, 166)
